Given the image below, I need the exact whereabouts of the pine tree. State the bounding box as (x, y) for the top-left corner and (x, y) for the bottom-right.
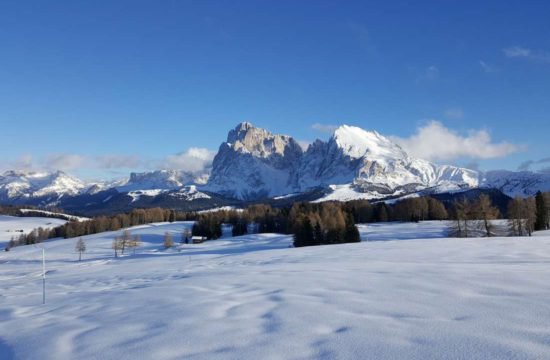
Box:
(314, 221), (324, 245)
(344, 214), (360, 243)
(534, 191), (548, 231)
(377, 204), (389, 222)
(294, 216), (314, 247)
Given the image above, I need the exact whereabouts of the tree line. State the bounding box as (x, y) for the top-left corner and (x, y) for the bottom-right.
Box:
(4, 191), (550, 251)
(188, 202), (360, 247)
(449, 191), (550, 237)
(4, 207), (190, 250)
(0, 204), (72, 219)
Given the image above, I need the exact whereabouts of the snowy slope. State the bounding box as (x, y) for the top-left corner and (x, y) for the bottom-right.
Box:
(482, 170), (550, 197)
(295, 125), (477, 200)
(0, 215), (67, 245)
(18, 209), (89, 222)
(1, 221), (550, 359)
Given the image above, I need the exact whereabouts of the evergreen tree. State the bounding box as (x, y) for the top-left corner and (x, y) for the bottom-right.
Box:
(313, 221), (324, 245)
(294, 216), (314, 247)
(344, 214), (360, 243)
(534, 191), (548, 230)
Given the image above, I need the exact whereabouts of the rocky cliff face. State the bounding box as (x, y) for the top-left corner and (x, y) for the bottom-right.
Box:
(205, 123), (478, 200)
(205, 122), (303, 199)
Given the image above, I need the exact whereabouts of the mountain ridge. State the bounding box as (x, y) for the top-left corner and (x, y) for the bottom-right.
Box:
(1, 122), (548, 211)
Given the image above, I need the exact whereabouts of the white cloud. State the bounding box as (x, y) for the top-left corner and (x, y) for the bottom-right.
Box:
(162, 147), (216, 173)
(444, 108), (464, 120)
(503, 46), (550, 63)
(392, 120), (522, 161)
(503, 46), (531, 58)
(95, 155), (141, 169)
(312, 123), (338, 134)
(44, 154), (88, 171)
(13, 154), (34, 170)
(518, 157), (550, 171)
(3, 148), (217, 177)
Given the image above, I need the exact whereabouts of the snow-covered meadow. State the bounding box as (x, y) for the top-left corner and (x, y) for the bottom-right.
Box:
(0, 215), (67, 246)
(1, 221), (550, 359)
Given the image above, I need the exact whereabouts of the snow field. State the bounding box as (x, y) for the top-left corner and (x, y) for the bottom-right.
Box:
(0, 215), (68, 245)
(0, 221), (549, 359)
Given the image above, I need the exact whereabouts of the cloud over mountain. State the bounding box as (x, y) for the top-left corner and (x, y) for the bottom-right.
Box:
(391, 121), (522, 161)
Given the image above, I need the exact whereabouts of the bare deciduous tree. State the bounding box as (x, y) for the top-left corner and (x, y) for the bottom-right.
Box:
(450, 199), (473, 237)
(473, 194), (500, 237)
(508, 197), (536, 236)
(129, 234), (141, 254)
(75, 237), (86, 261)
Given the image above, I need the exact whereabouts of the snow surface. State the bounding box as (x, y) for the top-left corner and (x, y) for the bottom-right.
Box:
(0, 215), (67, 245)
(197, 206), (242, 213)
(127, 189), (168, 203)
(1, 221), (550, 359)
(19, 209), (89, 222)
(332, 125), (407, 161)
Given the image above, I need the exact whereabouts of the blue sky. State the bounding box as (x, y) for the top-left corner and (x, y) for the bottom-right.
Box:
(1, 0), (549, 179)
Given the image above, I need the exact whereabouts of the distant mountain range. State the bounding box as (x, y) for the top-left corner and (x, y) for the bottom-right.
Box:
(1, 122), (549, 215)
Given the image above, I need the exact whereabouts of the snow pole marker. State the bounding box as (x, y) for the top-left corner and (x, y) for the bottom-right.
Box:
(42, 248), (46, 305)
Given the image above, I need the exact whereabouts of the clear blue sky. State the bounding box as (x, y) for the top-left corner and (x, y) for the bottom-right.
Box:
(1, 0), (549, 179)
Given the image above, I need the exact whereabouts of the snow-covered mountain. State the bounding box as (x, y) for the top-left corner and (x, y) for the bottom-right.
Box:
(117, 170), (190, 192)
(294, 125), (478, 200)
(0, 170), (87, 204)
(205, 123), (478, 200)
(0, 123), (548, 211)
(481, 170), (550, 197)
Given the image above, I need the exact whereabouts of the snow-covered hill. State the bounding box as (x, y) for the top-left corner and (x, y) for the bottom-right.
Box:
(1, 221), (550, 359)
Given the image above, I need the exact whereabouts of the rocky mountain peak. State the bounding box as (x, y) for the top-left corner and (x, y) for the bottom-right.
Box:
(226, 122), (302, 159)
